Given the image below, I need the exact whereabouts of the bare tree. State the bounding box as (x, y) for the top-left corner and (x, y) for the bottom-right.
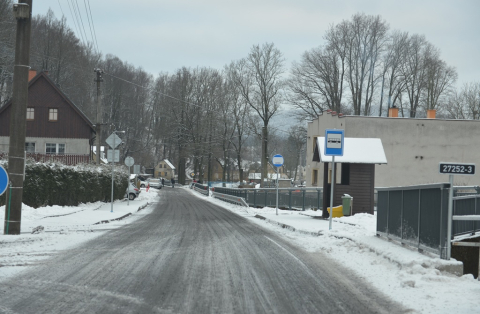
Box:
(378, 31), (408, 116)
(341, 13), (389, 115)
(287, 44), (346, 119)
(232, 42), (285, 187)
(423, 55), (457, 112)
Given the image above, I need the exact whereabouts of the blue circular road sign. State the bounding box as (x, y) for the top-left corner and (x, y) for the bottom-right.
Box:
(272, 154), (284, 167)
(0, 165), (8, 196)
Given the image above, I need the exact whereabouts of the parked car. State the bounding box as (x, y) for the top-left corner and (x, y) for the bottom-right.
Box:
(147, 178), (162, 189)
(124, 182), (140, 200)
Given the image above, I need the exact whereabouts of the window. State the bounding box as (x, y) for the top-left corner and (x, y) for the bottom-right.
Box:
(341, 163), (350, 185)
(46, 143), (65, 154)
(25, 142), (35, 153)
(26, 107), (34, 120)
(49, 108), (58, 121)
(312, 169), (318, 186)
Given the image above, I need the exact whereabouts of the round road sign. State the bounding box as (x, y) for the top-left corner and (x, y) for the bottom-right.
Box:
(272, 154), (284, 167)
(125, 156), (134, 167)
(0, 165), (9, 196)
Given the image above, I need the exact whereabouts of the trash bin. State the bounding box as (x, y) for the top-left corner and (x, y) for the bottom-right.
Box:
(342, 194), (353, 216)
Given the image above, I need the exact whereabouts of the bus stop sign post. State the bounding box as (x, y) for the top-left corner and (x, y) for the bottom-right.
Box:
(272, 154), (284, 216)
(439, 162), (476, 260)
(325, 129), (344, 230)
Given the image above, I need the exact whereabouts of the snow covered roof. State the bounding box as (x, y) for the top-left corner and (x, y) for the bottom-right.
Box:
(164, 159), (175, 170)
(314, 137), (387, 164)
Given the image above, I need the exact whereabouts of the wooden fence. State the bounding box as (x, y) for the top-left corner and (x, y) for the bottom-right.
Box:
(0, 152), (91, 165)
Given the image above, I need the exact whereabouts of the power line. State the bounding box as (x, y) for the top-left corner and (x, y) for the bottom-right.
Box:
(73, 0), (90, 47)
(57, 0), (65, 17)
(66, 0), (85, 46)
(85, 0), (100, 54)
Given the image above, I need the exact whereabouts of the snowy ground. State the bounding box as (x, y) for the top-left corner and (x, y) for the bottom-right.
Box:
(1, 186), (479, 313)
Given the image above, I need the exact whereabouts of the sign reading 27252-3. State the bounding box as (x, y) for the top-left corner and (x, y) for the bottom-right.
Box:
(439, 162), (475, 175)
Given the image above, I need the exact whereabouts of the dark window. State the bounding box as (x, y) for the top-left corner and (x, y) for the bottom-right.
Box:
(312, 169), (318, 186)
(46, 143), (65, 154)
(341, 163), (350, 185)
(25, 142), (35, 153)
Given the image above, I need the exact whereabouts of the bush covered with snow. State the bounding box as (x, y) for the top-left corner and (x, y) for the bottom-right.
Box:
(0, 160), (128, 208)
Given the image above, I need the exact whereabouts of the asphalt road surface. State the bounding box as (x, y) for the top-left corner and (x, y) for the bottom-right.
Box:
(0, 187), (410, 314)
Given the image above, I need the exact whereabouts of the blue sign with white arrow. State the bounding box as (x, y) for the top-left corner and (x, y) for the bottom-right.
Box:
(0, 165), (8, 196)
(324, 129), (344, 156)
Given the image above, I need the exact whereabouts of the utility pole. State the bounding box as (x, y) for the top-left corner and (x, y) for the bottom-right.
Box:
(94, 68), (103, 164)
(5, 0), (32, 235)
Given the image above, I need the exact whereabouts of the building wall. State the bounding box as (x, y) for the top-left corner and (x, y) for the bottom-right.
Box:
(307, 113), (480, 188)
(0, 136), (90, 154)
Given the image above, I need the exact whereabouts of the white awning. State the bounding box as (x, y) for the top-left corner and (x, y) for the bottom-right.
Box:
(315, 137), (387, 164)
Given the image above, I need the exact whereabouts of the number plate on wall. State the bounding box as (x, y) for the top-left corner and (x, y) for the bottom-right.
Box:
(439, 163), (475, 175)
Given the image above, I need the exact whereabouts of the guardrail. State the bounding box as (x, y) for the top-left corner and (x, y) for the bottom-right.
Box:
(211, 187), (322, 210)
(211, 190), (249, 207)
(193, 183), (209, 196)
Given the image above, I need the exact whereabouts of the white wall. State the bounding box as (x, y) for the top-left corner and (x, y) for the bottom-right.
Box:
(0, 136), (90, 154)
(307, 113), (480, 187)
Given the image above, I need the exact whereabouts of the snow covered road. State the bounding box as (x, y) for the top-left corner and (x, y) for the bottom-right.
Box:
(0, 187), (407, 314)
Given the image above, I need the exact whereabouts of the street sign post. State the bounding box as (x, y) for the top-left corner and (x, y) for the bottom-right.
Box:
(106, 133), (122, 149)
(325, 129), (344, 230)
(107, 150), (120, 163)
(107, 131), (124, 213)
(125, 157), (134, 206)
(272, 154), (284, 216)
(0, 165), (8, 196)
(440, 162), (476, 260)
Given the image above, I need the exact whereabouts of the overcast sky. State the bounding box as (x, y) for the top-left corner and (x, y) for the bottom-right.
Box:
(31, 0), (479, 87)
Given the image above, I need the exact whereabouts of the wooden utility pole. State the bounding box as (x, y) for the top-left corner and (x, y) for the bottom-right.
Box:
(4, 0), (32, 235)
(94, 68), (103, 164)
(261, 126), (268, 188)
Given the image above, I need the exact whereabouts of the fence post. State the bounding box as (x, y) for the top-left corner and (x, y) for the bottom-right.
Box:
(317, 189), (321, 211)
(265, 190), (267, 207)
(254, 190), (257, 208)
(289, 190), (292, 210)
(302, 189), (306, 211)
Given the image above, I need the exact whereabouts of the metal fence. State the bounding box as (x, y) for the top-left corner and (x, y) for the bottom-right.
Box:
(452, 194), (480, 237)
(211, 187), (322, 210)
(376, 183), (450, 258)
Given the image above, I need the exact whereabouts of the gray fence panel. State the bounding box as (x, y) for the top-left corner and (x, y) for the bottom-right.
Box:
(419, 188), (443, 250)
(376, 191), (388, 233)
(402, 190), (420, 241)
(388, 191), (403, 238)
(453, 197), (477, 236)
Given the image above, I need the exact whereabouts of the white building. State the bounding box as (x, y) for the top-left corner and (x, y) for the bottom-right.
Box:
(307, 109), (480, 188)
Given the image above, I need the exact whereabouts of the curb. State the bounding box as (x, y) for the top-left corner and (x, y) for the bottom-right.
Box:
(254, 214), (322, 236)
(93, 202), (150, 225)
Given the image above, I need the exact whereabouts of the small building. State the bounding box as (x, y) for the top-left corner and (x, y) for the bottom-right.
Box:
(307, 109), (480, 188)
(0, 70), (95, 165)
(313, 137), (387, 215)
(155, 159), (175, 179)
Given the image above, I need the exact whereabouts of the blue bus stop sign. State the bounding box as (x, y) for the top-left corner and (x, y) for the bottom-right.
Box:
(324, 129), (344, 156)
(0, 165), (8, 196)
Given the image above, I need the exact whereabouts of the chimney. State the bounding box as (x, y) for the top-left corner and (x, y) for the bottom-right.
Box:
(427, 109), (436, 119)
(28, 70), (37, 82)
(388, 106), (399, 118)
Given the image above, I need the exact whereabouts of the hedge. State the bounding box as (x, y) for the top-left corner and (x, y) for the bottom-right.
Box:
(0, 159), (129, 208)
